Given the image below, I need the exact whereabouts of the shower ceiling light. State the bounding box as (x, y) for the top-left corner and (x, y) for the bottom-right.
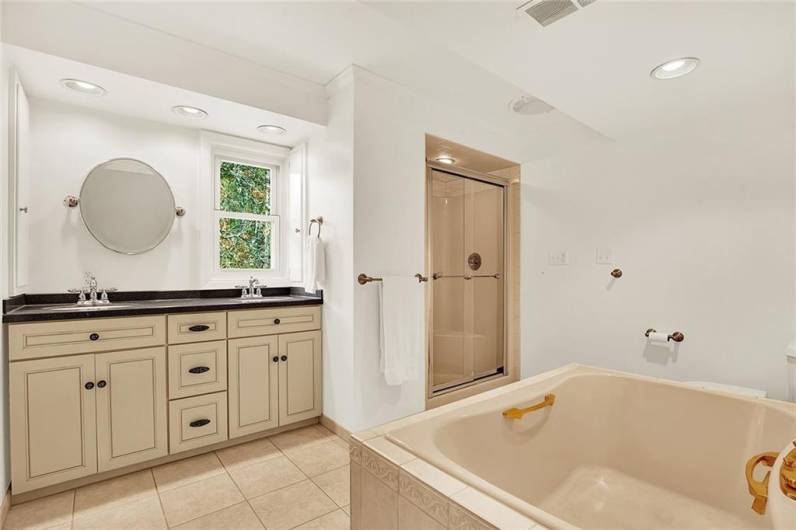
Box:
(172, 105), (208, 119)
(435, 156), (455, 165)
(60, 78), (106, 96)
(257, 124), (287, 135)
(650, 57), (700, 80)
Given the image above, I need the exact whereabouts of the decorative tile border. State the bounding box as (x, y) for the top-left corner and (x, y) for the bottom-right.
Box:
(398, 469), (450, 526)
(361, 445), (400, 490)
(349, 439), (362, 464)
(449, 502), (496, 530)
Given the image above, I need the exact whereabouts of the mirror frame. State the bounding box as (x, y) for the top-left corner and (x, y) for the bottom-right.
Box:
(79, 157), (176, 255)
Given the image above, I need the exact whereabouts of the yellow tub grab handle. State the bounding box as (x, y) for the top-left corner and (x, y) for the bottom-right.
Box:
(502, 393), (556, 420)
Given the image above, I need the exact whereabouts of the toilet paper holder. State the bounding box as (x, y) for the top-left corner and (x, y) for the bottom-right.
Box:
(645, 328), (685, 343)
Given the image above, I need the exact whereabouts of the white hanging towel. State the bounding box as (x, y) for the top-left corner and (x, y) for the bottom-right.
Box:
(302, 236), (326, 294)
(378, 276), (423, 386)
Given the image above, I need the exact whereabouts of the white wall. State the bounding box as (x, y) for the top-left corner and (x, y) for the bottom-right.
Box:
(306, 70), (356, 430)
(521, 130), (794, 399)
(348, 67), (533, 431)
(26, 98), (199, 292)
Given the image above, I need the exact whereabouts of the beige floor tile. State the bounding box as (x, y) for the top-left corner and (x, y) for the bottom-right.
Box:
(172, 502), (264, 530)
(72, 495), (166, 530)
(227, 455), (306, 499)
(270, 425), (336, 451)
(312, 465), (350, 507)
(74, 470), (156, 519)
(159, 472), (244, 527)
(295, 509), (350, 530)
(216, 438), (281, 471)
(4, 490), (74, 530)
(283, 439), (349, 477)
(249, 480), (337, 530)
(342, 505), (351, 515)
(152, 452), (225, 493)
(331, 437), (350, 451)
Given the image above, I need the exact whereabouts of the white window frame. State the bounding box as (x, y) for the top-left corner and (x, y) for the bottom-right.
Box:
(200, 132), (291, 288)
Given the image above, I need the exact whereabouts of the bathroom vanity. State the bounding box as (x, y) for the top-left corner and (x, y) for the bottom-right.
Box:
(2, 290), (323, 498)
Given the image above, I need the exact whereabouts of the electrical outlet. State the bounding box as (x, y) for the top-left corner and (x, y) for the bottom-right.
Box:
(548, 250), (568, 266)
(595, 248), (613, 265)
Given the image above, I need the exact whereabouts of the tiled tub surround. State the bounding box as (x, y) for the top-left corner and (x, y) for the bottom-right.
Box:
(352, 364), (796, 530)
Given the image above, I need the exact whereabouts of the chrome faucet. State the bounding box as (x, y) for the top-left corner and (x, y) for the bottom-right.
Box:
(68, 273), (117, 306)
(236, 276), (264, 298)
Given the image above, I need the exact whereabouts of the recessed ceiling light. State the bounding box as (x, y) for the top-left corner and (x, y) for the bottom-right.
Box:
(257, 124), (287, 135)
(172, 105), (208, 119)
(650, 57), (700, 80)
(435, 156), (456, 165)
(60, 78), (106, 96)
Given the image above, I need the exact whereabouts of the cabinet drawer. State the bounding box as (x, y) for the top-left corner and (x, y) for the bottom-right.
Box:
(168, 392), (228, 454)
(168, 341), (227, 399)
(9, 316), (166, 361)
(167, 312), (227, 344)
(228, 306), (321, 338)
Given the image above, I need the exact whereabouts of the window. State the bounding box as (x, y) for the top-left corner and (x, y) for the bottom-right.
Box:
(215, 158), (279, 271)
(200, 131), (299, 288)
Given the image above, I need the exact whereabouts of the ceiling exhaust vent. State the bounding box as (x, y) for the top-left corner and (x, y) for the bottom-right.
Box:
(518, 0), (597, 27)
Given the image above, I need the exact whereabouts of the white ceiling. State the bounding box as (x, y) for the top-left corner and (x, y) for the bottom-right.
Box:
(4, 45), (325, 147)
(3, 1), (792, 149)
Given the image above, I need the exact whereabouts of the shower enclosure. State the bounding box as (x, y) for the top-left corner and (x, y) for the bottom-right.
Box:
(428, 164), (506, 395)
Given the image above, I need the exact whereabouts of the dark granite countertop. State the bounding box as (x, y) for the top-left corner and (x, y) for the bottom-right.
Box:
(2, 287), (323, 323)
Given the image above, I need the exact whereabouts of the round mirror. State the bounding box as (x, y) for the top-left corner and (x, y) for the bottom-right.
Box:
(80, 158), (176, 254)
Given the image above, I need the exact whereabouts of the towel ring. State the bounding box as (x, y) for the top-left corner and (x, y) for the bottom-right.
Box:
(308, 217), (323, 238)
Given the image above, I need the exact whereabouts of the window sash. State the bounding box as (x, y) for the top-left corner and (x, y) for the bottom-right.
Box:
(215, 211), (279, 272)
(214, 156), (278, 215)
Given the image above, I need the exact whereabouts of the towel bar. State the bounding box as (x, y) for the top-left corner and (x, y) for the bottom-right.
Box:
(357, 273), (428, 285)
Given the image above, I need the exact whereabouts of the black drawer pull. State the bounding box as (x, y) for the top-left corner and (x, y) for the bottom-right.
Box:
(273, 318), (281, 325)
(188, 366), (210, 374)
(89, 333), (100, 341)
(189, 419), (211, 428)
(188, 324), (210, 332)
(97, 380), (107, 388)
(84, 382), (95, 390)
(280, 355), (287, 362)
(272, 356), (279, 363)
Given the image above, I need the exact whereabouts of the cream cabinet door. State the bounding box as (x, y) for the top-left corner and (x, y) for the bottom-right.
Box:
(95, 347), (168, 472)
(10, 355), (97, 494)
(228, 336), (279, 438)
(278, 330), (322, 426)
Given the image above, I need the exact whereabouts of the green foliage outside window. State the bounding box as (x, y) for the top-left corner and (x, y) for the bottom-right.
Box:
(218, 161), (273, 269)
(219, 219), (271, 269)
(219, 161), (271, 214)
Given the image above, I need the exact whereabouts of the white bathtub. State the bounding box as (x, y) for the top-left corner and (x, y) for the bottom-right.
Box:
(383, 364), (796, 530)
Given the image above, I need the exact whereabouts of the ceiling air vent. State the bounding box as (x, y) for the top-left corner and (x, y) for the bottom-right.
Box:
(518, 0), (597, 27)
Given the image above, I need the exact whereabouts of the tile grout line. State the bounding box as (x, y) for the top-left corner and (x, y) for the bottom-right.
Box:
(149, 468), (172, 529)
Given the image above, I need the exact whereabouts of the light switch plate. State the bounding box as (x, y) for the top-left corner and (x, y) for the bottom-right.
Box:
(595, 248), (613, 265)
(548, 250), (569, 266)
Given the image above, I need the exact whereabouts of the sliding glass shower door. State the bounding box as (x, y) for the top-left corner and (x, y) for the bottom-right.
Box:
(429, 167), (505, 394)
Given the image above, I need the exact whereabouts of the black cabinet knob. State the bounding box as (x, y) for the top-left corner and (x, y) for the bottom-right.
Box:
(189, 419), (211, 428)
(188, 366), (210, 374)
(280, 355), (287, 362)
(97, 380), (107, 388)
(89, 333), (100, 341)
(273, 318), (281, 325)
(84, 382), (95, 390)
(188, 324), (210, 332)
(272, 356), (279, 363)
